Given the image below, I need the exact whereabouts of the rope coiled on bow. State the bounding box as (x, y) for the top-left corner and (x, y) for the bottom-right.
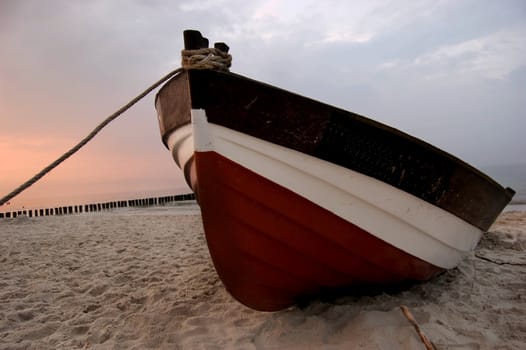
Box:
(181, 48), (232, 71)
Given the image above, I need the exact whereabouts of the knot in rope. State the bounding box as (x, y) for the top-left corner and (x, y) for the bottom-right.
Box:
(181, 48), (232, 71)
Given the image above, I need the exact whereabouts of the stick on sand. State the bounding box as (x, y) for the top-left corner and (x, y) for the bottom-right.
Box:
(400, 305), (436, 350)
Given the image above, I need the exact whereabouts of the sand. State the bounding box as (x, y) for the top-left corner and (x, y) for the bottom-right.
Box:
(0, 209), (524, 350)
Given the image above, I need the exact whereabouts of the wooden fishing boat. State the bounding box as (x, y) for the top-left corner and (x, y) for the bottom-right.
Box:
(155, 30), (515, 311)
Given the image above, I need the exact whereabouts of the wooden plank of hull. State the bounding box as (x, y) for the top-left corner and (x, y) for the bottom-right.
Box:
(155, 55), (513, 310)
(193, 150), (443, 311)
(170, 113), (483, 269)
(156, 70), (514, 231)
(165, 109), (486, 310)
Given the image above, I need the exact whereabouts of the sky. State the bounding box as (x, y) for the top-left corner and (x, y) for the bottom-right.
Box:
(1, 0), (525, 210)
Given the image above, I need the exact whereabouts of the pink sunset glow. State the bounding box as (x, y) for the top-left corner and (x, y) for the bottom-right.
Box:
(1, 1), (525, 212)
(0, 110), (190, 210)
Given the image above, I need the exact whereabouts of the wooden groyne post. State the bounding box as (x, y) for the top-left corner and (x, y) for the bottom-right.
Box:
(0, 193), (196, 219)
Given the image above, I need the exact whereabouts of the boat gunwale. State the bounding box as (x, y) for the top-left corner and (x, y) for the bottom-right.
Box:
(155, 69), (513, 198)
(155, 69), (514, 230)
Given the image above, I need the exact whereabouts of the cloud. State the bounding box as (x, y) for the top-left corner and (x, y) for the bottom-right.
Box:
(179, 0), (229, 12)
(1, 0), (525, 208)
(413, 26), (526, 80)
(376, 23), (526, 81)
(200, 0), (445, 46)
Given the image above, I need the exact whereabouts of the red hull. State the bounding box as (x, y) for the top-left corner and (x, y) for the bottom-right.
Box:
(194, 151), (442, 311)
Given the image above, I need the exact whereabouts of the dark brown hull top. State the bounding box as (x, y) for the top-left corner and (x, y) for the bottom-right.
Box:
(156, 69), (514, 231)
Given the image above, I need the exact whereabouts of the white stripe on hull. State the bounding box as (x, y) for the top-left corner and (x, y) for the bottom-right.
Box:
(167, 109), (482, 269)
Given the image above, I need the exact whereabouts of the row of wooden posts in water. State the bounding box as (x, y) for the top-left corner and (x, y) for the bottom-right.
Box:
(0, 193), (196, 219)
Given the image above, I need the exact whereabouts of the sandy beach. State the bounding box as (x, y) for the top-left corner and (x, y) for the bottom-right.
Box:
(0, 207), (524, 349)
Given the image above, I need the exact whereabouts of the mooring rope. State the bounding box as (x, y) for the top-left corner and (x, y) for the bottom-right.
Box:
(0, 47), (232, 206)
(181, 48), (232, 71)
(0, 68), (183, 206)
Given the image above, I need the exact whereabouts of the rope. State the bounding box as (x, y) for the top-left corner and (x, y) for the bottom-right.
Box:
(0, 47), (232, 207)
(181, 48), (232, 71)
(0, 68), (184, 206)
